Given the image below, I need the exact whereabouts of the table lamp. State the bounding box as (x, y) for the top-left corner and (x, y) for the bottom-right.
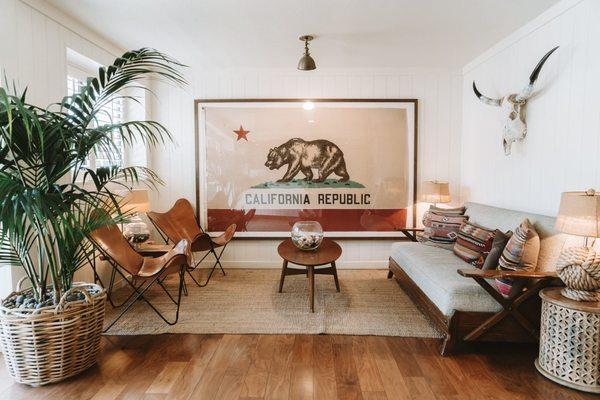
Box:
(554, 189), (600, 301)
(422, 181), (451, 206)
(120, 189), (151, 247)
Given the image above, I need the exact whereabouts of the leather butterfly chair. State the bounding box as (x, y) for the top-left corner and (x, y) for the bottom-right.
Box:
(148, 198), (236, 288)
(89, 222), (190, 332)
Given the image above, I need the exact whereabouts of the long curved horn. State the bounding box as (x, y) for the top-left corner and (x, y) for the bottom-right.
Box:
(516, 46), (559, 101)
(472, 81), (502, 106)
(529, 46), (559, 84)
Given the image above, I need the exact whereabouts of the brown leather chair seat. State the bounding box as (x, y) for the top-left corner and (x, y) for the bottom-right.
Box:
(148, 198), (236, 287)
(89, 220), (190, 332)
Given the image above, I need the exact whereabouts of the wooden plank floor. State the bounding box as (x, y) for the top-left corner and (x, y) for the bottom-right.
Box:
(0, 334), (593, 400)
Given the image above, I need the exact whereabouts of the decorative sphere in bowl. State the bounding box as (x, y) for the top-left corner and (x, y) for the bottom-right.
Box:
(291, 221), (324, 251)
(123, 218), (150, 244)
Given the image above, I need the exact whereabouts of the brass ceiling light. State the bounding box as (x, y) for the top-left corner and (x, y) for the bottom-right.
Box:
(297, 35), (316, 71)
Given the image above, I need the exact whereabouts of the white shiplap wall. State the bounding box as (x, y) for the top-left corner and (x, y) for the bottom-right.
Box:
(149, 69), (463, 268)
(0, 0), (124, 294)
(0, 0), (119, 105)
(461, 0), (600, 216)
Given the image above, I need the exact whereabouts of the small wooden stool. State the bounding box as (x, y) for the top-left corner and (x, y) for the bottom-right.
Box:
(277, 238), (342, 312)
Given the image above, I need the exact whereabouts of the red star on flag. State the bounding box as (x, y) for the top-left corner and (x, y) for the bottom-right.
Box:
(233, 125), (250, 141)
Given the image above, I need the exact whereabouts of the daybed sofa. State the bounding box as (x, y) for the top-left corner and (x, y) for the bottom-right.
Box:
(388, 202), (564, 355)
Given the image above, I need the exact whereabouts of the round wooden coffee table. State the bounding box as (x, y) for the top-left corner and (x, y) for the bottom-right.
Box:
(277, 238), (342, 312)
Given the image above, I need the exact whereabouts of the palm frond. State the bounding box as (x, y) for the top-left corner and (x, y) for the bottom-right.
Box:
(0, 48), (184, 303)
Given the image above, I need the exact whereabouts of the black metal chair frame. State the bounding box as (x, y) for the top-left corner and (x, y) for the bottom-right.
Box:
(89, 240), (187, 333)
(149, 219), (227, 288)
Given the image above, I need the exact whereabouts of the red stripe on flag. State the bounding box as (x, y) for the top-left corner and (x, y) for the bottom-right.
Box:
(207, 208), (408, 232)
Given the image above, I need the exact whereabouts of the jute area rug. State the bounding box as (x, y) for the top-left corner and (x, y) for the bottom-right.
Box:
(104, 268), (441, 338)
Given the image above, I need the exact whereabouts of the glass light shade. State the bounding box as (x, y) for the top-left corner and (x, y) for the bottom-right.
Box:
(119, 189), (150, 214)
(422, 181), (451, 204)
(291, 221), (323, 251)
(555, 190), (600, 237)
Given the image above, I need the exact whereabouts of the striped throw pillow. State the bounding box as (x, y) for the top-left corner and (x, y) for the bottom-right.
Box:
(452, 221), (496, 267)
(495, 219), (540, 298)
(498, 218), (540, 271)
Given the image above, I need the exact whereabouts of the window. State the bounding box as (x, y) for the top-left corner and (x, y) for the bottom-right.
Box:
(67, 75), (125, 169)
(66, 48), (128, 171)
(66, 48), (148, 174)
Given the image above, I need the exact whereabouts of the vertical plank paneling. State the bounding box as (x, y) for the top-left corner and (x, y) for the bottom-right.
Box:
(16, 1), (34, 94)
(4, 1), (464, 272)
(461, 0), (600, 216)
(0, 0), (18, 79)
(148, 66), (462, 268)
(0, 0), (125, 294)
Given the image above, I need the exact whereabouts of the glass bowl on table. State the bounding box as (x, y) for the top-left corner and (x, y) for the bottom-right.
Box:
(291, 221), (324, 251)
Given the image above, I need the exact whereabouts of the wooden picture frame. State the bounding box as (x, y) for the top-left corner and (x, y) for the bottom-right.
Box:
(194, 99), (418, 238)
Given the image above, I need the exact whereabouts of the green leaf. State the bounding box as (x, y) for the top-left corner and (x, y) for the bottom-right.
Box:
(0, 48), (185, 302)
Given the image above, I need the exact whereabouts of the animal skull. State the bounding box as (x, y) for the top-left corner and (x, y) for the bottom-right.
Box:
(473, 46), (558, 155)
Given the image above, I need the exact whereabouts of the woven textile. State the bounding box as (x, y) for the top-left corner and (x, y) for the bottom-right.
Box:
(498, 218), (540, 271)
(429, 206), (466, 216)
(496, 218), (540, 297)
(452, 221), (496, 267)
(104, 269), (442, 337)
(419, 206), (468, 249)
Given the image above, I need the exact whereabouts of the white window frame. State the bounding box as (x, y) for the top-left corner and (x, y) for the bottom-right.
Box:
(67, 52), (127, 172)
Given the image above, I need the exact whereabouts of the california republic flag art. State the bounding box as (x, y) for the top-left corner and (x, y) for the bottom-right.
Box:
(198, 101), (416, 236)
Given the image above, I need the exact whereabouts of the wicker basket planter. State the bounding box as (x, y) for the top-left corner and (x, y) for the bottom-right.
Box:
(0, 282), (106, 386)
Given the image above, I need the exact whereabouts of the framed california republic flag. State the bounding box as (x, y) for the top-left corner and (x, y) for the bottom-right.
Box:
(195, 99), (418, 238)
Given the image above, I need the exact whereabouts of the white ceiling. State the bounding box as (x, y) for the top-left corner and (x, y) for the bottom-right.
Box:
(46, 0), (560, 71)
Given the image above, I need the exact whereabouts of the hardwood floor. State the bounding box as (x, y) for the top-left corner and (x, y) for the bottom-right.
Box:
(0, 334), (593, 400)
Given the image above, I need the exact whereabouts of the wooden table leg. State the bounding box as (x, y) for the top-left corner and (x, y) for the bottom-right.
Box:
(332, 261), (340, 292)
(308, 265), (315, 312)
(278, 260), (288, 293)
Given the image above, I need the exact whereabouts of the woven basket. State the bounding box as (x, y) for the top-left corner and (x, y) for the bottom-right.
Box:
(0, 281), (106, 386)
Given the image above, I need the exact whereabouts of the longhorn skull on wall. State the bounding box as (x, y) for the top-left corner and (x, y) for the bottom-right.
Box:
(473, 46), (559, 155)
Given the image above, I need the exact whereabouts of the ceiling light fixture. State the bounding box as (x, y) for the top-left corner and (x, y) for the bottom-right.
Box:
(302, 101), (315, 110)
(297, 35), (316, 71)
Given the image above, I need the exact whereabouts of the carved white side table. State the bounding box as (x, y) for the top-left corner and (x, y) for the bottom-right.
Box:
(535, 287), (600, 393)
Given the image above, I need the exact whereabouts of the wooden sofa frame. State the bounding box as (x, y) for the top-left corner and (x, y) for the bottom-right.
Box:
(388, 257), (559, 355)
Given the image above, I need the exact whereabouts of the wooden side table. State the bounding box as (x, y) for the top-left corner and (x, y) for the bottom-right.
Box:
(277, 238), (342, 312)
(135, 243), (172, 257)
(535, 287), (600, 393)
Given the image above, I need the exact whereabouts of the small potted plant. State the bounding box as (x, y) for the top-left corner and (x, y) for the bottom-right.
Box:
(0, 48), (184, 386)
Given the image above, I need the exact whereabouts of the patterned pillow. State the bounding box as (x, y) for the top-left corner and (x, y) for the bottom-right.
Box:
(419, 206), (468, 249)
(452, 221), (496, 267)
(498, 219), (540, 271)
(429, 206), (466, 216)
(495, 219), (540, 297)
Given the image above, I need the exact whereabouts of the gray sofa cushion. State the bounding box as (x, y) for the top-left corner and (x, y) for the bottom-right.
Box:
(390, 202), (565, 317)
(391, 242), (502, 316)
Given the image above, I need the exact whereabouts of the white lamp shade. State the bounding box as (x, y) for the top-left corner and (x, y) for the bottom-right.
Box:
(555, 190), (600, 237)
(422, 181), (451, 204)
(119, 189), (150, 214)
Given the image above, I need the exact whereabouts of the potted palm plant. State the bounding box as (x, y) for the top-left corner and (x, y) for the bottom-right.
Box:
(0, 48), (184, 386)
